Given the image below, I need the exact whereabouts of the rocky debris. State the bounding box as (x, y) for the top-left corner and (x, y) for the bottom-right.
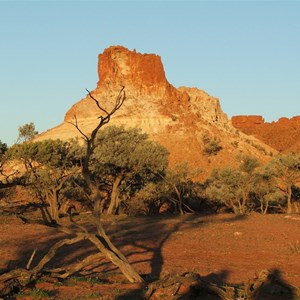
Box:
(232, 115), (300, 152)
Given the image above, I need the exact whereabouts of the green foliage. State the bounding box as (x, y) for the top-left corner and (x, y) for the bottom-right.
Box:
(205, 155), (260, 215)
(17, 288), (52, 299)
(93, 126), (168, 175)
(129, 162), (201, 215)
(91, 126), (169, 214)
(202, 134), (222, 156)
(265, 153), (300, 213)
(267, 153), (300, 179)
(0, 140), (7, 157)
(206, 168), (244, 214)
(9, 139), (83, 223)
(238, 154), (260, 174)
(251, 142), (267, 155)
(70, 276), (106, 284)
(128, 182), (165, 215)
(251, 170), (279, 214)
(17, 122), (39, 143)
(0, 140), (8, 173)
(204, 153), (299, 214)
(0, 140), (15, 190)
(10, 139), (83, 168)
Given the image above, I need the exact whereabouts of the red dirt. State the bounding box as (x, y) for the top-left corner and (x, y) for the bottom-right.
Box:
(1, 213), (300, 299)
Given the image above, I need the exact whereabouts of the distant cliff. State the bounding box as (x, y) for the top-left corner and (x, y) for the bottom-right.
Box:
(232, 116), (300, 152)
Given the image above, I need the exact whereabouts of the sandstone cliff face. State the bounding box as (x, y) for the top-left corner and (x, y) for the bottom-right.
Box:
(97, 46), (171, 97)
(37, 46), (275, 177)
(64, 46), (224, 125)
(232, 116), (300, 153)
(178, 87), (227, 124)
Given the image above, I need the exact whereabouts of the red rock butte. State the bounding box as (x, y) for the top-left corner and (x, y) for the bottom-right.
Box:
(37, 46), (277, 176)
(98, 46), (169, 93)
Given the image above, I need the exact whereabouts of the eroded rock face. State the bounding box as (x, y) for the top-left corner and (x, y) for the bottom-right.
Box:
(97, 46), (169, 97)
(37, 46), (275, 177)
(232, 116), (300, 152)
(178, 87), (227, 124)
(64, 46), (224, 124)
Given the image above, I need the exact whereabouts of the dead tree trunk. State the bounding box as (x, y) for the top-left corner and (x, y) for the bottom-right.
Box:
(69, 87), (144, 283)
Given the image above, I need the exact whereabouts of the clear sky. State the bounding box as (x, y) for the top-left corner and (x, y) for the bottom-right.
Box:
(1, 1), (299, 145)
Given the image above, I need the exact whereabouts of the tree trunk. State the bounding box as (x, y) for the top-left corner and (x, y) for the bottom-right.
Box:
(88, 233), (143, 283)
(263, 199), (269, 214)
(173, 185), (184, 215)
(287, 185), (293, 214)
(107, 175), (123, 215)
(69, 88), (143, 283)
(46, 192), (60, 223)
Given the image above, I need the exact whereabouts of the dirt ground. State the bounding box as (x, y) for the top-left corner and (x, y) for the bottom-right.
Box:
(0, 212), (300, 299)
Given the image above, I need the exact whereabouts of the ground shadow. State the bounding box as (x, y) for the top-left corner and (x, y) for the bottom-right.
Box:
(115, 269), (232, 300)
(116, 268), (300, 300)
(0, 211), (253, 299)
(105, 212), (249, 279)
(248, 268), (300, 300)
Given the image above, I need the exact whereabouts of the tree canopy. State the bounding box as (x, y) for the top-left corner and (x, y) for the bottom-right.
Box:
(265, 153), (300, 213)
(91, 126), (169, 214)
(205, 155), (260, 215)
(9, 139), (82, 223)
(17, 122), (38, 143)
(0, 140), (7, 156)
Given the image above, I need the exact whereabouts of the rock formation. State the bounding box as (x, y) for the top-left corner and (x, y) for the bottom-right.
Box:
(63, 46), (227, 126)
(37, 46), (275, 177)
(232, 116), (300, 153)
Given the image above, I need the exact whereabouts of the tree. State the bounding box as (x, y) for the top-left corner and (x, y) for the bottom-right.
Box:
(0, 141), (23, 190)
(0, 140), (9, 189)
(68, 87), (144, 282)
(17, 122), (38, 143)
(0, 140), (7, 156)
(205, 155), (260, 215)
(91, 126), (169, 214)
(159, 163), (200, 215)
(266, 153), (300, 214)
(0, 88), (144, 298)
(9, 139), (82, 223)
(251, 171), (279, 214)
(133, 162), (200, 215)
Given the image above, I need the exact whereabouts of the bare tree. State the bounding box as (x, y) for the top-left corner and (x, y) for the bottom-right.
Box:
(68, 86), (143, 282)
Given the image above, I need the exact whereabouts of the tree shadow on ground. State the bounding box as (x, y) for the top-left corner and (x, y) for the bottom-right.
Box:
(116, 269), (231, 300)
(116, 268), (300, 300)
(1, 224), (98, 272)
(1, 211), (251, 298)
(246, 268), (300, 300)
(105, 212), (249, 279)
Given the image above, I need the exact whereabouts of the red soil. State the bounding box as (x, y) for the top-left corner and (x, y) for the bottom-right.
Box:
(0, 213), (300, 299)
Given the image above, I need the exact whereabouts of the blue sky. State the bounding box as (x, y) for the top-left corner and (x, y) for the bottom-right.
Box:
(1, 1), (299, 145)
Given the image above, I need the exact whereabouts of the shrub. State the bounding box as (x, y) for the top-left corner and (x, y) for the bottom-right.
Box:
(202, 134), (223, 156)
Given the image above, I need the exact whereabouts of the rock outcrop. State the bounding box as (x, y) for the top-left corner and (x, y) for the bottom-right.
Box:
(64, 46), (225, 125)
(232, 116), (300, 153)
(37, 46), (275, 177)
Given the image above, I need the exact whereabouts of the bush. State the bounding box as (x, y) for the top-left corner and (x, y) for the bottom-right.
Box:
(202, 134), (222, 156)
